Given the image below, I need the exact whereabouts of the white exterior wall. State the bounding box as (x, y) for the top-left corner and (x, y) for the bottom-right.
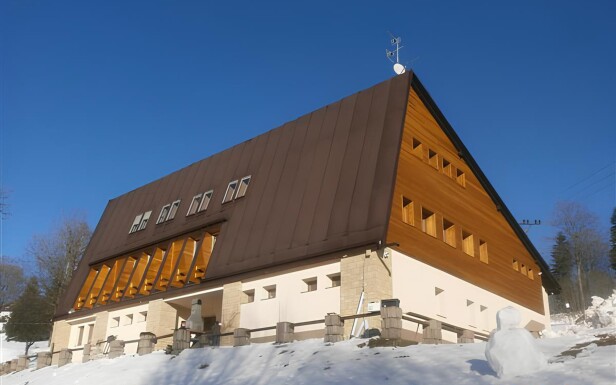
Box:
(240, 261), (341, 338)
(66, 315), (96, 363)
(105, 303), (150, 354)
(391, 249), (550, 341)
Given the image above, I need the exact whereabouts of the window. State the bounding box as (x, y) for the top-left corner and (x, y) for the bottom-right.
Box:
(157, 200), (181, 223)
(456, 169), (466, 187)
(157, 205), (170, 224)
(428, 149), (439, 169)
(421, 208), (436, 237)
(435, 287), (445, 317)
(223, 180), (238, 203)
(110, 317), (120, 328)
(187, 194), (203, 216)
(520, 264), (527, 275)
(236, 176), (251, 198)
(528, 269), (534, 280)
(328, 273), (341, 288)
(412, 138), (423, 158)
(443, 219), (456, 247)
(467, 300), (476, 327)
(512, 259), (519, 271)
(199, 190), (213, 212)
(479, 240), (488, 263)
(442, 158), (452, 177)
(462, 231), (474, 256)
(264, 285), (276, 299)
(243, 289), (255, 303)
(77, 326), (85, 346)
(123, 314), (133, 326)
(303, 277), (317, 292)
(401, 197), (414, 225)
(136, 311), (147, 323)
(129, 211), (152, 234)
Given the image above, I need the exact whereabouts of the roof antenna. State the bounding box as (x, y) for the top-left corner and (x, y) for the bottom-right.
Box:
(386, 33), (406, 75)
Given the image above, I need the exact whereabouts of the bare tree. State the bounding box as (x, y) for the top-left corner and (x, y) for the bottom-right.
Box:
(552, 201), (611, 311)
(0, 261), (26, 310)
(0, 188), (8, 219)
(27, 215), (91, 316)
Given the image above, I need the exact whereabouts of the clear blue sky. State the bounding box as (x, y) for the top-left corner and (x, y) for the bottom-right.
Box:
(2, 1), (615, 273)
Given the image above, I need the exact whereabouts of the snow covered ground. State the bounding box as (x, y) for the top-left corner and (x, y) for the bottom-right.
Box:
(2, 294), (615, 384)
(1, 325), (614, 385)
(0, 334), (49, 362)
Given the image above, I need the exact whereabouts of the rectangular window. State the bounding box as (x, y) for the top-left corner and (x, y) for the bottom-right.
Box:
(223, 180), (238, 203)
(428, 149), (439, 169)
(199, 190), (213, 212)
(456, 169), (466, 187)
(77, 326), (85, 346)
(110, 317), (120, 328)
(528, 269), (534, 280)
(443, 219), (456, 247)
(328, 273), (341, 288)
(136, 311), (147, 323)
(236, 176), (251, 198)
(462, 231), (474, 256)
(243, 289), (255, 303)
(467, 300), (476, 327)
(512, 259), (519, 271)
(138, 211), (151, 231)
(157, 205), (171, 224)
(123, 314), (133, 326)
(303, 278), (317, 292)
(412, 138), (423, 158)
(520, 264), (527, 275)
(168, 200), (180, 220)
(421, 208), (436, 237)
(442, 158), (452, 177)
(187, 194), (203, 216)
(86, 324), (94, 344)
(130, 214), (143, 234)
(435, 287), (445, 317)
(401, 197), (414, 225)
(479, 240), (488, 263)
(264, 285), (276, 299)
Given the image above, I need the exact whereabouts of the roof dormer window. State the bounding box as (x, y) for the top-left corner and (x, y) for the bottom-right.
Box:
(157, 200), (181, 224)
(222, 180), (238, 203)
(187, 190), (213, 216)
(129, 210), (152, 234)
(223, 176), (251, 203)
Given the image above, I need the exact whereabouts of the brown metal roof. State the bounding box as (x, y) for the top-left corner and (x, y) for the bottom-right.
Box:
(57, 72), (413, 316)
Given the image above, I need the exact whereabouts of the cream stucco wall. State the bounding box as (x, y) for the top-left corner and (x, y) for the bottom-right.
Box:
(239, 260), (341, 339)
(391, 249), (551, 342)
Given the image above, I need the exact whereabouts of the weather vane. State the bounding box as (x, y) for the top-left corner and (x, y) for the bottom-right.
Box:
(386, 33), (406, 75)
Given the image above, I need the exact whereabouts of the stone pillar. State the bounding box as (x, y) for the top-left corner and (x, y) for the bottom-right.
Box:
(1, 362), (10, 374)
(90, 311), (110, 346)
(380, 306), (402, 340)
(36, 352), (52, 369)
(186, 299), (204, 332)
(82, 343), (91, 363)
(422, 319), (443, 344)
(276, 322), (295, 344)
(340, 248), (393, 337)
(220, 282), (242, 346)
(10, 359), (17, 372)
(146, 299), (178, 350)
(50, 320), (71, 365)
(457, 329), (475, 343)
(58, 349), (73, 367)
(324, 314), (344, 343)
(233, 328), (251, 346)
(172, 328), (190, 353)
(16, 355), (28, 371)
(108, 340), (125, 359)
(137, 332), (157, 355)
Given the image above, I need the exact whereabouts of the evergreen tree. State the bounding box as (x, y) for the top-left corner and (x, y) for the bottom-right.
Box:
(5, 277), (53, 355)
(551, 232), (572, 278)
(610, 208), (616, 271)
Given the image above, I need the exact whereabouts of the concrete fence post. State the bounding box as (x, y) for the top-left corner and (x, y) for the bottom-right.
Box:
(16, 355), (28, 371)
(108, 340), (125, 359)
(233, 328), (251, 347)
(422, 319), (443, 344)
(137, 332), (157, 356)
(380, 306), (402, 341)
(457, 329), (475, 344)
(172, 328), (191, 353)
(324, 314), (344, 343)
(276, 322), (294, 344)
(36, 352), (52, 369)
(58, 349), (73, 367)
(82, 343), (91, 363)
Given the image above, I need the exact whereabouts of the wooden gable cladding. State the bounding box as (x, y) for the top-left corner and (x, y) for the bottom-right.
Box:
(386, 86), (545, 314)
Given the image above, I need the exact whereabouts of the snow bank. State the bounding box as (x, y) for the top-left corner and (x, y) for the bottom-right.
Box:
(485, 307), (547, 378)
(585, 290), (616, 328)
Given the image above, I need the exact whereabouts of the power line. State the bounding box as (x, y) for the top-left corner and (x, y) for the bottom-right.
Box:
(561, 163), (613, 194)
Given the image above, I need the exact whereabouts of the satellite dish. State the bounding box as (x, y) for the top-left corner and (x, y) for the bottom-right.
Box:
(393, 63), (406, 75)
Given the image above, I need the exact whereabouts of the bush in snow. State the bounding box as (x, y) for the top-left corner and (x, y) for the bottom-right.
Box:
(485, 306), (547, 378)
